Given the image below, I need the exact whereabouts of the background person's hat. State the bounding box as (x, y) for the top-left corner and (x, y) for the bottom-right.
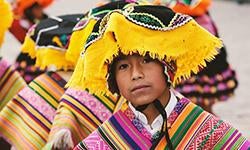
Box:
(21, 14), (83, 70)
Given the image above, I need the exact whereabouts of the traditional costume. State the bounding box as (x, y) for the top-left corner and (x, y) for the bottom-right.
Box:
(66, 5), (249, 149)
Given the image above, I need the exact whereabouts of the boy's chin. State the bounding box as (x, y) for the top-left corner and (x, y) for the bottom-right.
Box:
(132, 97), (156, 107)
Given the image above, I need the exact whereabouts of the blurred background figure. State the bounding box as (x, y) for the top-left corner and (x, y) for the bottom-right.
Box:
(9, 0), (54, 83)
(0, 0), (27, 149)
(0, 13), (82, 149)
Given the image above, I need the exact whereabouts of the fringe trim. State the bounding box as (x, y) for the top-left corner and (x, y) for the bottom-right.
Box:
(35, 47), (75, 70)
(21, 35), (74, 70)
(21, 36), (36, 58)
(48, 129), (74, 150)
(67, 12), (222, 95)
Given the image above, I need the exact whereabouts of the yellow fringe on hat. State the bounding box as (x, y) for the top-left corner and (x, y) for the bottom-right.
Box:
(35, 48), (75, 70)
(21, 35), (75, 71)
(0, 0), (13, 47)
(66, 19), (97, 65)
(21, 35), (36, 58)
(67, 12), (222, 95)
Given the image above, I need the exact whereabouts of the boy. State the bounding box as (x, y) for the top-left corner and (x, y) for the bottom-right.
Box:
(68, 5), (250, 149)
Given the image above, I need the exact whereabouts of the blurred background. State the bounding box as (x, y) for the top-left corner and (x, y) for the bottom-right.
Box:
(1, 0), (250, 138)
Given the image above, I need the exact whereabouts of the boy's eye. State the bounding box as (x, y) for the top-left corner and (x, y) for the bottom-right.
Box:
(118, 64), (128, 70)
(142, 57), (153, 63)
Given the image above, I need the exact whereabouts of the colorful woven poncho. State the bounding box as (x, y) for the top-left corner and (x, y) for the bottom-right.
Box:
(0, 71), (67, 149)
(0, 59), (27, 111)
(75, 91), (250, 149)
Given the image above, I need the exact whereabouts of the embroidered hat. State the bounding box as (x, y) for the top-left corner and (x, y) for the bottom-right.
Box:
(21, 14), (83, 70)
(66, 0), (148, 65)
(67, 5), (222, 94)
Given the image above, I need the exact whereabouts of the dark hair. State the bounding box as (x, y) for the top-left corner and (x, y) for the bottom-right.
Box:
(24, 2), (48, 23)
(107, 53), (124, 94)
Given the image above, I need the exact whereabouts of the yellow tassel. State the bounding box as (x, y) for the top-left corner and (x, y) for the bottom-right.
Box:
(66, 19), (97, 65)
(21, 36), (36, 58)
(52, 36), (63, 48)
(0, 0), (13, 47)
(35, 47), (75, 71)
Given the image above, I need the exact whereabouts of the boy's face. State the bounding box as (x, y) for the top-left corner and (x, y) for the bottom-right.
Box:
(31, 5), (44, 20)
(115, 54), (169, 107)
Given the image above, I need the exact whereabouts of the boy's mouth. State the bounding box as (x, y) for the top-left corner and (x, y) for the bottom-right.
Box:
(131, 85), (151, 93)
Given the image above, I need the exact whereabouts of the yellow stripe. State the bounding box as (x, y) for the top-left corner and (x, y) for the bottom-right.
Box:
(1, 105), (45, 149)
(0, 70), (16, 100)
(114, 97), (127, 113)
(14, 96), (51, 137)
(29, 81), (59, 108)
(36, 74), (65, 98)
(0, 65), (12, 86)
(169, 102), (196, 137)
(98, 94), (115, 110)
(63, 94), (101, 130)
(49, 107), (85, 142)
(0, 73), (26, 110)
(0, 113), (33, 150)
(103, 121), (130, 149)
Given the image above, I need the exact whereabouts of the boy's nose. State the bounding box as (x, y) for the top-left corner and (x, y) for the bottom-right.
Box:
(131, 65), (144, 81)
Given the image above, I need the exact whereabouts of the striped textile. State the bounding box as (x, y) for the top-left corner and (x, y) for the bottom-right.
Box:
(47, 88), (125, 147)
(74, 92), (250, 150)
(0, 71), (66, 150)
(0, 59), (26, 110)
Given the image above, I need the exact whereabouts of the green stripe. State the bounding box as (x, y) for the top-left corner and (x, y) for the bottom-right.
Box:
(199, 120), (223, 149)
(231, 135), (246, 149)
(0, 106), (44, 148)
(0, 78), (26, 110)
(104, 94), (116, 105)
(28, 81), (57, 109)
(214, 127), (235, 149)
(91, 10), (111, 16)
(98, 126), (118, 149)
(171, 106), (203, 147)
(94, 95), (113, 112)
